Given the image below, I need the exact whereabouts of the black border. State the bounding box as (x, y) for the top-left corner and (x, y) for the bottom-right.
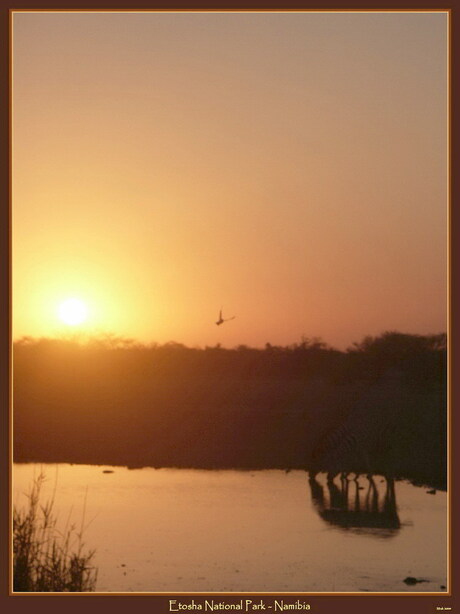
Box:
(1, 3), (457, 614)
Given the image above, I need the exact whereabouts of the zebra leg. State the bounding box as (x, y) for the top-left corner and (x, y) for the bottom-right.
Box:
(352, 475), (360, 512)
(366, 475), (378, 513)
(360, 448), (372, 478)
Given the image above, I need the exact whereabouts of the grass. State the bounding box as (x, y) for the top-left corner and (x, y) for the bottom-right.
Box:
(13, 473), (98, 592)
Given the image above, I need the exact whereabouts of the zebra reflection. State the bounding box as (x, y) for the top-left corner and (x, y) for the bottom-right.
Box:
(308, 473), (400, 536)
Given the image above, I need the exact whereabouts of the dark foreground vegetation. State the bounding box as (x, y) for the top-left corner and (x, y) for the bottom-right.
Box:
(14, 332), (447, 489)
(13, 474), (97, 592)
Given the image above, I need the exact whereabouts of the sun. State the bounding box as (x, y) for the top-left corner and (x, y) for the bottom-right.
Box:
(58, 298), (88, 326)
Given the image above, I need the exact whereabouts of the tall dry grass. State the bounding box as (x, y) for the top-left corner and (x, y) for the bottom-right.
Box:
(13, 473), (97, 592)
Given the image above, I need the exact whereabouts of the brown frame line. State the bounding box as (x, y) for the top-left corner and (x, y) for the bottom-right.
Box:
(8, 6), (452, 599)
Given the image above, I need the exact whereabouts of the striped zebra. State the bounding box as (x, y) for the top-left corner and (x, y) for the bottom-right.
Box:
(309, 369), (406, 479)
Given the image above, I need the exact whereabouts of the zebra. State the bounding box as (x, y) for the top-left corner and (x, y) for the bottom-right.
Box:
(308, 368), (407, 480)
(309, 414), (375, 478)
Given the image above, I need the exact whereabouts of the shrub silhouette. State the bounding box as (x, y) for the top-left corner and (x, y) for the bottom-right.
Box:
(13, 331), (447, 488)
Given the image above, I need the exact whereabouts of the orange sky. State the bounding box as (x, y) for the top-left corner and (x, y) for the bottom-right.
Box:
(12, 11), (448, 349)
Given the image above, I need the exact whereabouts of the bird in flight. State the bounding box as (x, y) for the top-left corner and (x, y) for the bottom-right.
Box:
(216, 308), (236, 326)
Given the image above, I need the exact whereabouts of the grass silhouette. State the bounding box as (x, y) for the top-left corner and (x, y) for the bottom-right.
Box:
(13, 473), (97, 592)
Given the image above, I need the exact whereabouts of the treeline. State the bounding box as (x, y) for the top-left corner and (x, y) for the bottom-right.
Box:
(13, 332), (447, 488)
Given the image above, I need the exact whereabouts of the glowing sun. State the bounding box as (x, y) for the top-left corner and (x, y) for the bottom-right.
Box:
(58, 298), (88, 326)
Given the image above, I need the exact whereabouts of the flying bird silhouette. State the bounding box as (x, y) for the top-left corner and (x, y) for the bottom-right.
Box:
(215, 309), (236, 326)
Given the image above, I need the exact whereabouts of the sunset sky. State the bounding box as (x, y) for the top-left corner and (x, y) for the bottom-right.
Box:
(12, 11), (448, 349)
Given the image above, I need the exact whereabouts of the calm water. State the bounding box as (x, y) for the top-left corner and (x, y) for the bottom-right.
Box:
(13, 464), (448, 593)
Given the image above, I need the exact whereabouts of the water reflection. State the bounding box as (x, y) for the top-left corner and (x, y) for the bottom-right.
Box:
(308, 472), (400, 537)
(13, 464), (447, 592)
